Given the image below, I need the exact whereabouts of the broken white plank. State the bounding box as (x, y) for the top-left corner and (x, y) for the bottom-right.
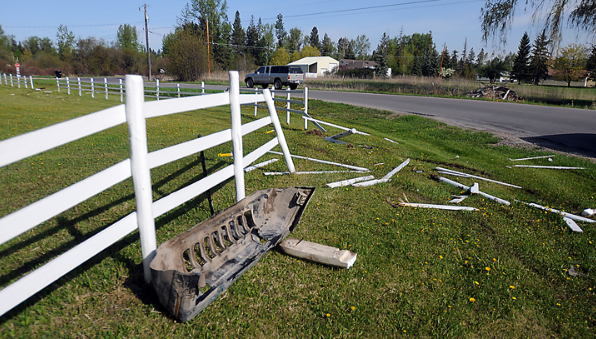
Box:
(381, 158), (411, 180)
(244, 158), (278, 172)
(563, 217), (583, 233)
(279, 237), (357, 269)
(384, 137), (399, 144)
(330, 128), (357, 140)
(436, 176), (510, 205)
(264, 170), (365, 176)
(352, 179), (390, 187)
(448, 195), (468, 204)
(326, 175), (375, 188)
(581, 208), (595, 217)
(302, 117), (370, 135)
(269, 151), (370, 172)
(470, 183), (479, 194)
(516, 201), (596, 223)
(513, 165), (585, 170)
(509, 155), (555, 161)
(435, 166), (522, 189)
(397, 202), (478, 211)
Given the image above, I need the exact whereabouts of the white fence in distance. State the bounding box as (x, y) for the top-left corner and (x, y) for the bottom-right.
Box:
(0, 71), (296, 318)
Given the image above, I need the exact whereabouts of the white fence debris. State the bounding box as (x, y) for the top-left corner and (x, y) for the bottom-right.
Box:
(513, 165), (585, 170)
(509, 155), (555, 161)
(279, 237), (357, 269)
(268, 151), (370, 172)
(435, 166), (522, 189)
(326, 175), (375, 188)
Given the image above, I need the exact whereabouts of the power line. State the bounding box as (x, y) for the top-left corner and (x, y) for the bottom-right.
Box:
(4, 22), (145, 29)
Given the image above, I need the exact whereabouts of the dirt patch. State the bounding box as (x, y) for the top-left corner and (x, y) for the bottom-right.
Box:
(305, 129), (323, 136)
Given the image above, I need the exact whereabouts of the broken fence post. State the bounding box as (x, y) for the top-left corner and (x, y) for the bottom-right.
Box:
(279, 237), (357, 269)
(435, 176), (510, 205)
(381, 158), (411, 180)
(263, 90), (296, 174)
(268, 151), (369, 172)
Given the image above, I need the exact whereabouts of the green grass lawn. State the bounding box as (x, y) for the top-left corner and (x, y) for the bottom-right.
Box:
(1, 81), (595, 338)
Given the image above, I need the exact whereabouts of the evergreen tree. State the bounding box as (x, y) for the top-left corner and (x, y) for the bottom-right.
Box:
(287, 28), (302, 53)
(467, 48), (476, 66)
(441, 45), (451, 69)
(246, 16), (259, 59)
(374, 33), (389, 78)
(528, 30), (551, 85)
(321, 33), (334, 56)
(309, 27), (321, 52)
(412, 54), (423, 76)
(232, 11), (245, 55)
(275, 14), (286, 48)
(450, 50), (458, 71)
(511, 32), (531, 83)
(476, 48), (486, 67)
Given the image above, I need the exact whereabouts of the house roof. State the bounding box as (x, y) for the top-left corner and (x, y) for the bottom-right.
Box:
(288, 56), (339, 66)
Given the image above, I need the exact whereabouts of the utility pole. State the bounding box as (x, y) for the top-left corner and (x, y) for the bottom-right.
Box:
(439, 44), (446, 78)
(143, 3), (151, 81)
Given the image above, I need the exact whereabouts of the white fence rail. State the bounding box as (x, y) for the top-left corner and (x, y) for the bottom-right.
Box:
(0, 71), (295, 318)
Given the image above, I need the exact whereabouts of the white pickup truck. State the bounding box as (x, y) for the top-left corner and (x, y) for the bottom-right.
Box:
(245, 65), (304, 90)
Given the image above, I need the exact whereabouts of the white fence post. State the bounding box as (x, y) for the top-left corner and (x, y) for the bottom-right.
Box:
(104, 78), (108, 100)
(254, 88), (258, 116)
(24, 76), (28, 89)
(66, 77), (70, 94)
(286, 88), (291, 125)
(304, 87), (308, 130)
(119, 78), (123, 102)
(125, 75), (156, 283)
(263, 89), (296, 173)
(228, 71), (245, 202)
(91, 78), (94, 98)
(201, 81), (205, 95)
(156, 79), (160, 101)
(177, 83), (180, 98)
(78, 77), (82, 96)
(56, 77), (60, 92)
(17, 75), (21, 89)
(10, 74), (13, 87)
(30, 76), (34, 90)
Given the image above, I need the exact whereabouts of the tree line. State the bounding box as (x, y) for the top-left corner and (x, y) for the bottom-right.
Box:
(1, 0), (594, 84)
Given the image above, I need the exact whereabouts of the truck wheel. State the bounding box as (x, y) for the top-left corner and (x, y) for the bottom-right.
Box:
(274, 79), (283, 90)
(246, 78), (254, 88)
(290, 84), (298, 90)
(261, 84), (268, 89)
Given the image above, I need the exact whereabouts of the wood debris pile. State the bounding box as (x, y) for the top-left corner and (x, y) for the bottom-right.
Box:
(466, 85), (522, 101)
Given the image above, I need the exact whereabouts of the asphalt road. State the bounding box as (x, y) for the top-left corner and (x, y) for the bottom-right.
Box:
(74, 77), (596, 158)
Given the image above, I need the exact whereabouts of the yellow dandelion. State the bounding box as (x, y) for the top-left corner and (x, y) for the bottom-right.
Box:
(509, 285), (515, 289)
(474, 281), (479, 285)
(326, 313), (331, 317)
(469, 297), (476, 302)
(485, 267), (491, 271)
(351, 306), (355, 311)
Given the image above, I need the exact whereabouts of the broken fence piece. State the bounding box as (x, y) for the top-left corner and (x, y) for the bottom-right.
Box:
(269, 151), (369, 172)
(150, 187), (315, 322)
(509, 155), (555, 161)
(581, 209), (595, 218)
(434, 176), (510, 205)
(326, 175), (375, 188)
(384, 137), (399, 144)
(435, 166), (522, 189)
(381, 158), (411, 180)
(387, 198), (478, 211)
(516, 201), (596, 224)
(279, 237), (357, 269)
(352, 179), (390, 187)
(302, 116), (369, 136)
(244, 158), (278, 172)
(513, 165), (585, 170)
(563, 217), (583, 233)
(264, 170), (365, 176)
(448, 195), (468, 204)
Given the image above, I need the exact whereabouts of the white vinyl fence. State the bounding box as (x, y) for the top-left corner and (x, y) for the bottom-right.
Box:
(0, 71), (296, 318)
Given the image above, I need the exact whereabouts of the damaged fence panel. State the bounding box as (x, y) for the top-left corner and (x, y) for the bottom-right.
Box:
(279, 237), (357, 269)
(435, 166), (522, 189)
(268, 151), (370, 172)
(326, 175), (375, 188)
(382, 159), (411, 180)
(352, 179), (390, 187)
(509, 155), (555, 161)
(434, 176), (510, 205)
(244, 158), (278, 172)
(150, 186), (315, 322)
(513, 165), (585, 170)
(516, 201), (596, 224)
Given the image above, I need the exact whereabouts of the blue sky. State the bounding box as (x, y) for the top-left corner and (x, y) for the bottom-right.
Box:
(1, 0), (592, 58)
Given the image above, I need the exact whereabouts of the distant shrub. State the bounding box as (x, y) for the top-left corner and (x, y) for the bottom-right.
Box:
(336, 68), (374, 79)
